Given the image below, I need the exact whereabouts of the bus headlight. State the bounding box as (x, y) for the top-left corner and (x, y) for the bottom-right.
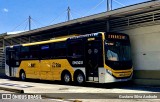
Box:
(107, 70), (112, 75)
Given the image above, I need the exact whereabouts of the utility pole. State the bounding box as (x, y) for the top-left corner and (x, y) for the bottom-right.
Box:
(107, 0), (109, 11)
(111, 0), (112, 10)
(29, 16), (31, 30)
(107, 0), (112, 11)
(107, 0), (112, 32)
(67, 6), (71, 21)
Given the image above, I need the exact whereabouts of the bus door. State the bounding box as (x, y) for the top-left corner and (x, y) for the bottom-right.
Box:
(85, 40), (101, 82)
(7, 49), (18, 77)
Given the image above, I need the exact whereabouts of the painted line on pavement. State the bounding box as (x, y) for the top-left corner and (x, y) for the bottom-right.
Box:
(0, 86), (24, 93)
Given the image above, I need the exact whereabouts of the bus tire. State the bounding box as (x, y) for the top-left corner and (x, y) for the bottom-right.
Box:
(74, 72), (85, 85)
(61, 71), (72, 84)
(20, 71), (26, 81)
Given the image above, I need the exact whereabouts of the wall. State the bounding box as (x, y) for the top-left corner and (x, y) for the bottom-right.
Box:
(119, 24), (160, 86)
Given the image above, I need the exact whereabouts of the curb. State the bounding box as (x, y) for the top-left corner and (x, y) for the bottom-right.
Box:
(0, 86), (24, 93)
(0, 87), (81, 101)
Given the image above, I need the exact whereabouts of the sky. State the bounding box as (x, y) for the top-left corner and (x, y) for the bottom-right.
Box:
(0, 0), (151, 34)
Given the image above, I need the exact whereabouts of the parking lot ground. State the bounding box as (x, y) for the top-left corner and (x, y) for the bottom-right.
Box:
(0, 77), (159, 102)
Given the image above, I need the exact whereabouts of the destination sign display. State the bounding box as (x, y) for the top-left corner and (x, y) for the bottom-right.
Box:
(107, 34), (127, 40)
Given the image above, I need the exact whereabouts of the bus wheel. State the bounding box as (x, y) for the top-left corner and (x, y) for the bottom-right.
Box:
(61, 72), (71, 84)
(75, 72), (85, 85)
(20, 71), (26, 81)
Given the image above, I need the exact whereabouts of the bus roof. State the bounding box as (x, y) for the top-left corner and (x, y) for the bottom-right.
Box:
(10, 32), (106, 47)
(22, 32), (104, 46)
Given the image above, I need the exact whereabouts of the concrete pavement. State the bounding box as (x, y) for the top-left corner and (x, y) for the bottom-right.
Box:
(0, 78), (159, 94)
(0, 77), (160, 101)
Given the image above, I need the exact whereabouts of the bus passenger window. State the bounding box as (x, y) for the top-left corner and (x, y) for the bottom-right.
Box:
(20, 46), (29, 59)
(68, 40), (83, 58)
(53, 42), (67, 58)
(29, 45), (39, 59)
(40, 44), (51, 59)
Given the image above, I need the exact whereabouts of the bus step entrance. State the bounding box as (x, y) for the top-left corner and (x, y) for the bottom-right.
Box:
(86, 81), (99, 83)
(88, 77), (99, 82)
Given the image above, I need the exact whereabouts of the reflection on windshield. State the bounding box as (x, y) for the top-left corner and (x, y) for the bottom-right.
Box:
(105, 41), (131, 61)
(107, 50), (119, 61)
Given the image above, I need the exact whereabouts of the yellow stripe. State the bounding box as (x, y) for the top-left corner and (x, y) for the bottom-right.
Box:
(104, 64), (133, 77)
(23, 38), (67, 46)
(22, 34), (80, 46)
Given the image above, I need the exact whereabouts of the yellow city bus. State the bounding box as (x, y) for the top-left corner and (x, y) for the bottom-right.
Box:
(5, 32), (133, 84)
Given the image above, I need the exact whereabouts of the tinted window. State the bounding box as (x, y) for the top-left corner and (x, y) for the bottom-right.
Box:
(40, 44), (51, 59)
(52, 42), (67, 58)
(68, 40), (84, 58)
(29, 45), (39, 59)
(6, 46), (20, 67)
(20, 46), (30, 59)
(5, 47), (10, 65)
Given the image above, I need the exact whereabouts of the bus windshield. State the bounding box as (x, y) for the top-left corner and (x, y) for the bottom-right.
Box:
(105, 40), (131, 62)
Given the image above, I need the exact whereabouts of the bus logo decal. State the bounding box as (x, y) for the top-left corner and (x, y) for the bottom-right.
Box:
(28, 63), (35, 68)
(52, 62), (61, 68)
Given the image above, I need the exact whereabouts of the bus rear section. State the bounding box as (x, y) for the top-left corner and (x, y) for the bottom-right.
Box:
(5, 46), (20, 78)
(5, 32), (133, 84)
